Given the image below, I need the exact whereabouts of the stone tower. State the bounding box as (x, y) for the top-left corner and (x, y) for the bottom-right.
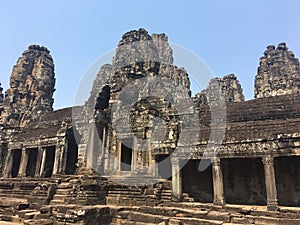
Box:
(194, 74), (245, 106)
(2, 45), (55, 127)
(255, 43), (300, 98)
(0, 83), (4, 123)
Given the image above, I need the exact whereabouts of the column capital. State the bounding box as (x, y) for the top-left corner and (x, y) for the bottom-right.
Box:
(212, 157), (221, 166)
(171, 158), (180, 165)
(262, 155), (274, 166)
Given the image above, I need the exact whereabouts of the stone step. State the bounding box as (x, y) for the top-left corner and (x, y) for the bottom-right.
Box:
(0, 215), (23, 223)
(116, 220), (160, 225)
(118, 211), (224, 225)
(134, 206), (231, 222)
(183, 197), (195, 202)
(108, 191), (142, 196)
(23, 219), (53, 225)
(50, 199), (65, 205)
(23, 211), (40, 220)
(160, 192), (172, 196)
(55, 189), (73, 194)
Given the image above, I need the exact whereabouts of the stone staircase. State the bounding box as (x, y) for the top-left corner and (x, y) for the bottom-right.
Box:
(0, 197), (52, 225)
(0, 178), (60, 203)
(50, 180), (75, 205)
(105, 179), (177, 206)
(50, 175), (105, 206)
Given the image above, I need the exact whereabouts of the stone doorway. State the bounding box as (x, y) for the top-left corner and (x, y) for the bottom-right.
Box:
(11, 149), (21, 178)
(120, 139), (133, 171)
(222, 158), (267, 205)
(42, 146), (55, 178)
(275, 156), (300, 206)
(25, 148), (38, 177)
(156, 154), (172, 180)
(65, 128), (78, 175)
(181, 159), (213, 203)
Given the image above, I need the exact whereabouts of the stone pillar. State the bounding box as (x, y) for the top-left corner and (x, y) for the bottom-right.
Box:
(60, 144), (68, 174)
(103, 127), (110, 173)
(117, 141), (122, 172)
(171, 158), (182, 201)
(262, 156), (278, 211)
(146, 130), (153, 174)
(96, 126), (106, 173)
(132, 137), (137, 173)
(53, 145), (62, 175)
(86, 125), (94, 169)
(151, 158), (158, 177)
(3, 151), (13, 178)
(40, 148), (47, 177)
(212, 157), (225, 205)
(34, 147), (43, 177)
(18, 148), (28, 177)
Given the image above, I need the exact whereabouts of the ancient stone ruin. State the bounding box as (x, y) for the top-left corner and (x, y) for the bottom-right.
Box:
(255, 42), (300, 98)
(1, 45), (55, 128)
(0, 29), (299, 224)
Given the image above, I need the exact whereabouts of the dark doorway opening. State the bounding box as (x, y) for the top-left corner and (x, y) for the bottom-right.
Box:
(120, 139), (133, 171)
(156, 154), (172, 180)
(182, 159), (213, 203)
(275, 156), (300, 206)
(42, 146), (55, 178)
(0, 143), (8, 177)
(222, 158), (267, 205)
(65, 128), (78, 175)
(26, 148), (38, 177)
(11, 149), (21, 178)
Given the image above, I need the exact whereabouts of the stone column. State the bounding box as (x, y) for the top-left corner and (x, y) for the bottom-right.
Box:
(171, 158), (182, 201)
(146, 130), (153, 174)
(96, 126), (106, 173)
(103, 127), (110, 173)
(262, 156), (278, 211)
(116, 141), (122, 172)
(3, 150), (13, 178)
(53, 145), (62, 175)
(34, 147), (43, 177)
(151, 158), (158, 177)
(212, 157), (225, 205)
(40, 148), (47, 177)
(132, 137), (137, 173)
(86, 124), (95, 169)
(18, 148), (28, 177)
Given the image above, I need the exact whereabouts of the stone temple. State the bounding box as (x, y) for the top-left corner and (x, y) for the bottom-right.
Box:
(0, 28), (300, 224)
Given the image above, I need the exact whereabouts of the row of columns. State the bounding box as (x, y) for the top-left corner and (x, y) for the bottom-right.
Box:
(171, 156), (278, 211)
(3, 144), (65, 178)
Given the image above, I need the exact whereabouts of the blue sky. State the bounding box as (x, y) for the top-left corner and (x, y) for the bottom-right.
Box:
(1, 0), (300, 109)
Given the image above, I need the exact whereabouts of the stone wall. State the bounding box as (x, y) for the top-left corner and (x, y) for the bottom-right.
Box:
(255, 43), (300, 98)
(2, 45), (55, 127)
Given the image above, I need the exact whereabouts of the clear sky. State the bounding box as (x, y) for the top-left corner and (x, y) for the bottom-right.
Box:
(1, 0), (300, 109)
